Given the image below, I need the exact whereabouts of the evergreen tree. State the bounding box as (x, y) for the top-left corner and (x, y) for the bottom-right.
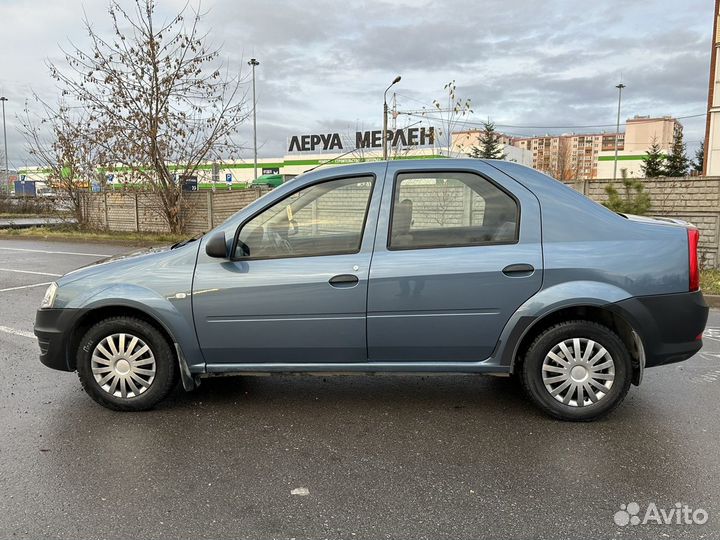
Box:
(641, 138), (666, 178)
(604, 176), (652, 216)
(693, 141), (705, 174)
(663, 128), (690, 177)
(469, 120), (505, 159)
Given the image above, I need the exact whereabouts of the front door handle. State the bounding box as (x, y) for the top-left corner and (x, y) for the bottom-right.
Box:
(329, 274), (359, 288)
(502, 263), (535, 276)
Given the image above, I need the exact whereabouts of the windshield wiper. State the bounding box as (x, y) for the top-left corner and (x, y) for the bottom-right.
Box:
(171, 231), (205, 250)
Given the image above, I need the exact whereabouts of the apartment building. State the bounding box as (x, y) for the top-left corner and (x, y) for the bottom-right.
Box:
(594, 116), (682, 178)
(452, 116), (682, 180)
(512, 133), (625, 180)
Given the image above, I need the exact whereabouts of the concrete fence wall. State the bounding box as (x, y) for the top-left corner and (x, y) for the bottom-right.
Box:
(82, 188), (270, 236)
(81, 176), (720, 268)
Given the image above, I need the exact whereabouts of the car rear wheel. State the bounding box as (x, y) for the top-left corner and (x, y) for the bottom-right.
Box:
(76, 316), (177, 411)
(520, 320), (632, 421)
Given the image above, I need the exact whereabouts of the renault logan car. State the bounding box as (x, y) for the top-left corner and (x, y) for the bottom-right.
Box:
(34, 159), (709, 421)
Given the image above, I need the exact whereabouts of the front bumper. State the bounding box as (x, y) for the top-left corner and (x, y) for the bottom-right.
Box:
(613, 290), (709, 368)
(34, 308), (81, 372)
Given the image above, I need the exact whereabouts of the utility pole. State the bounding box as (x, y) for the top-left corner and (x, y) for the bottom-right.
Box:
(383, 75), (401, 160)
(704, 0), (720, 175)
(391, 93), (397, 130)
(0, 97), (7, 194)
(248, 58), (260, 180)
(613, 82), (626, 181)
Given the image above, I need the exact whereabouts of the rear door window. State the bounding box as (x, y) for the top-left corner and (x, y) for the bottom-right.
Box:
(388, 171), (519, 250)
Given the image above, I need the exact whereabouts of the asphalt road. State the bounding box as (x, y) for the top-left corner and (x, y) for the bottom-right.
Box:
(1, 238), (720, 540)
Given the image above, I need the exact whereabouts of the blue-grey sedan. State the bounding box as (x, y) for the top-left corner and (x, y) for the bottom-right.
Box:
(35, 159), (709, 420)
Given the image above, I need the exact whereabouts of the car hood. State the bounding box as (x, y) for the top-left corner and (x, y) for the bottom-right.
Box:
(57, 243), (185, 286)
(93, 245), (171, 265)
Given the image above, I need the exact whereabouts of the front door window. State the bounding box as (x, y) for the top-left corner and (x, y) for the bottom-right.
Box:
(235, 176), (374, 259)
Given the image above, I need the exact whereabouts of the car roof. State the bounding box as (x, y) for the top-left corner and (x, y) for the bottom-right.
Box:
(293, 158), (537, 181)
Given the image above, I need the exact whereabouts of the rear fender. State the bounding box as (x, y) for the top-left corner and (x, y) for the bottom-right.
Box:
(491, 281), (633, 368)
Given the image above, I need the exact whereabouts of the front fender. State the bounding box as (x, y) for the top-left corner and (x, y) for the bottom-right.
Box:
(69, 283), (205, 375)
(490, 281), (634, 368)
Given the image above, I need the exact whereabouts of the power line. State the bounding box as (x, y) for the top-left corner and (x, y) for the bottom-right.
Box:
(394, 93), (436, 110)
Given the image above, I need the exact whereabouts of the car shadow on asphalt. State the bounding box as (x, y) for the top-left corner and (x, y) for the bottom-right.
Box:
(160, 373), (537, 416)
(170, 374), (524, 402)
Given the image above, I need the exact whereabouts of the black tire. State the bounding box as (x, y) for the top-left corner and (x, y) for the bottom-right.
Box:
(76, 316), (178, 411)
(519, 320), (632, 421)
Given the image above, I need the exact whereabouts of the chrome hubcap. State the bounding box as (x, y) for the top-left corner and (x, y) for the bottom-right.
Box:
(542, 338), (615, 407)
(91, 333), (156, 399)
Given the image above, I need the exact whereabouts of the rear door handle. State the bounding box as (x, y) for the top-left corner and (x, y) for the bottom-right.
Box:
(502, 263), (535, 276)
(329, 274), (359, 288)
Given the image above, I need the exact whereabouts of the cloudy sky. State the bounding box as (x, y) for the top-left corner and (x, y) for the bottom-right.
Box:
(0, 0), (714, 168)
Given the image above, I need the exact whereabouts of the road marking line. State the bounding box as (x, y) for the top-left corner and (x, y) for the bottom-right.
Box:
(0, 246), (109, 257)
(0, 268), (62, 277)
(0, 282), (52, 293)
(0, 325), (35, 339)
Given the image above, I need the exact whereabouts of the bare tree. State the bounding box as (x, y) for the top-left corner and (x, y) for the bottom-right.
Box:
(48, 0), (249, 233)
(424, 81), (473, 156)
(551, 137), (576, 181)
(19, 97), (104, 225)
(430, 180), (462, 226)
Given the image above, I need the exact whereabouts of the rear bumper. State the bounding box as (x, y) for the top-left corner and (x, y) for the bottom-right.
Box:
(612, 290), (708, 368)
(34, 308), (81, 372)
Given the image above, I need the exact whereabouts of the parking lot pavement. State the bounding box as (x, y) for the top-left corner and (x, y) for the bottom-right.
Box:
(1, 237), (720, 540)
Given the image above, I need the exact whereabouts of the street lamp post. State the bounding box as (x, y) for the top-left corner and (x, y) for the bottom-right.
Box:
(0, 97), (8, 194)
(248, 58), (260, 181)
(383, 75), (401, 160)
(613, 83), (626, 181)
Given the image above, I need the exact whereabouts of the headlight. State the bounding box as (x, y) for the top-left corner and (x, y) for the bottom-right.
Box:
(40, 282), (58, 309)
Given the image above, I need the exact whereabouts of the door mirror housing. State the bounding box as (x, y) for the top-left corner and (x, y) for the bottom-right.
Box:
(205, 231), (228, 258)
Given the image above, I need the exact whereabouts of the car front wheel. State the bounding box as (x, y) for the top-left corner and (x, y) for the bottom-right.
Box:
(76, 316), (178, 411)
(520, 320), (632, 421)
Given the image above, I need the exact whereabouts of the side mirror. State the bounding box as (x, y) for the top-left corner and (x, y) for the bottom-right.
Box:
(205, 231), (228, 258)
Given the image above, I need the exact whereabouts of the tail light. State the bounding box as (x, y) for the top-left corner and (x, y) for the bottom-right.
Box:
(688, 228), (700, 291)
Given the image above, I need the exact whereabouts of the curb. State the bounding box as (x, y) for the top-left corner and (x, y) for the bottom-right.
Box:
(705, 295), (720, 309)
(0, 219), (76, 230)
(0, 223), (53, 230)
